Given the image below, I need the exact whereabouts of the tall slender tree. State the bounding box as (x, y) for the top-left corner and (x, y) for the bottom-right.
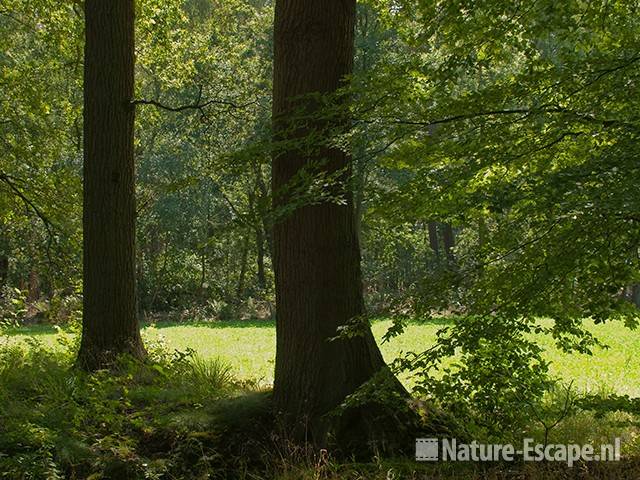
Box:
(427, 222), (439, 259)
(442, 223), (455, 264)
(76, 0), (145, 370)
(271, 0), (404, 443)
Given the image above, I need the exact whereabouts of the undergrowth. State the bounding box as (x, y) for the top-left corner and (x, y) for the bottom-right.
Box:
(0, 336), (259, 479)
(1, 330), (640, 479)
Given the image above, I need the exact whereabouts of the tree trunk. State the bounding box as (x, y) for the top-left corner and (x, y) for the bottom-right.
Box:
(442, 223), (456, 264)
(353, 160), (367, 241)
(253, 162), (272, 257)
(0, 254), (7, 289)
(255, 225), (266, 290)
(136, 233), (145, 317)
(76, 0), (145, 370)
(427, 221), (439, 259)
(27, 270), (40, 303)
(272, 0), (407, 447)
(248, 181), (267, 291)
(632, 284), (640, 308)
(236, 235), (250, 301)
(478, 217), (487, 248)
(0, 231), (8, 289)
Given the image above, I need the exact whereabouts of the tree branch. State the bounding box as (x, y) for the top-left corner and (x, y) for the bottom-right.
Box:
(0, 171), (56, 263)
(0, 172), (53, 232)
(131, 85), (257, 117)
(357, 106), (635, 130)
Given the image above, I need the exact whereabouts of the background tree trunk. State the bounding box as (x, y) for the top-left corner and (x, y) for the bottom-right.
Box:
(27, 270), (40, 303)
(272, 0), (400, 443)
(442, 223), (456, 264)
(77, 0), (145, 370)
(248, 182), (267, 291)
(0, 231), (8, 289)
(0, 255), (7, 289)
(632, 284), (640, 308)
(255, 226), (266, 290)
(253, 162), (273, 259)
(427, 221), (439, 259)
(236, 235), (249, 301)
(136, 235), (144, 318)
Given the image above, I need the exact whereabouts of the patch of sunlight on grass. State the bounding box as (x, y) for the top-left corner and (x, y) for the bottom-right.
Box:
(142, 321), (276, 384)
(532, 318), (640, 397)
(2, 317), (639, 396)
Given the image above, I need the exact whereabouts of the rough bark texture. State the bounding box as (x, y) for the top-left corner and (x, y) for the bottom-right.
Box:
(271, 0), (398, 443)
(77, 0), (145, 370)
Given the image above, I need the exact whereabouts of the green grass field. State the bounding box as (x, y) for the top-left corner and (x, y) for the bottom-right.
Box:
(3, 317), (639, 396)
(2, 317), (640, 479)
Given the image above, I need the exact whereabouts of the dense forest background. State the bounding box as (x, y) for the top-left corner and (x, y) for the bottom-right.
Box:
(3, 0), (460, 323)
(4, 0), (638, 324)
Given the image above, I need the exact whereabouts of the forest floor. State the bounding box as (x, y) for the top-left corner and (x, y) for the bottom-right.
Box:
(2, 317), (640, 479)
(4, 317), (640, 396)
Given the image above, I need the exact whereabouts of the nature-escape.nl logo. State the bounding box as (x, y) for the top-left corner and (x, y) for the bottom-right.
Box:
(415, 438), (621, 467)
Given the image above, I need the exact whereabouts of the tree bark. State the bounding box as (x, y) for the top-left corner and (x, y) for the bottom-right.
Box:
(248, 182), (267, 291)
(632, 284), (640, 308)
(27, 270), (40, 303)
(236, 235), (249, 301)
(427, 221), (439, 259)
(136, 232), (145, 317)
(76, 0), (145, 370)
(0, 230), (8, 289)
(272, 0), (404, 445)
(255, 225), (266, 290)
(477, 217), (487, 248)
(0, 254), (7, 289)
(442, 223), (456, 263)
(253, 162), (273, 259)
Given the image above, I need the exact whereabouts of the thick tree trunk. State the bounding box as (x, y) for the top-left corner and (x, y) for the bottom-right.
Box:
(272, 0), (406, 446)
(76, 0), (145, 370)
